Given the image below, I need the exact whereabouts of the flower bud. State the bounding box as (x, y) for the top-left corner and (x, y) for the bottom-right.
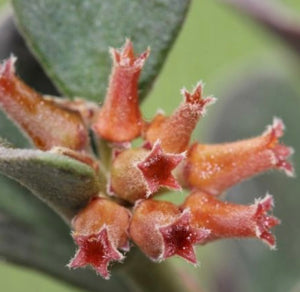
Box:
(0, 57), (89, 151)
(69, 197), (131, 279)
(179, 118), (293, 195)
(182, 191), (280, 249)
(93, 39), (149, 142)
(144, 82), (215, 153)
(129, 199), (210, 263)
(110, 141), (184, 203)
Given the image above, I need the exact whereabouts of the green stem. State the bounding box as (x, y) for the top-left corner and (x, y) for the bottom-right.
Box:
(117, 248), (199, 292)
(97, 138), (112, 172)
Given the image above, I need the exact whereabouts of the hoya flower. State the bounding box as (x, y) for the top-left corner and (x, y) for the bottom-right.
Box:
(0, 40), (294, 279)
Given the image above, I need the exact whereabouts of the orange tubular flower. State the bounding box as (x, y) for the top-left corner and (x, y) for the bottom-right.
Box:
(178, 118), (294, 196)
(93, 39), (150, 142)
(110, 140), (184, 203)
(182, 191), (280, 249)
(0, 57), (89, 151)
(143, 83), (216, 153)
(129, 199), (210, 263)
(69, 197), (131, 279)
(0, 40), (294, 279)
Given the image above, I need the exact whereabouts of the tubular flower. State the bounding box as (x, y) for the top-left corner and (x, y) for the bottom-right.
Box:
(143, 82), (216, 153)
(0, 57), (89, 151)
(69, 197), (131, 279)
(93, 39), (150, 142)
(178, 117), (294, 195)
(130, 199), (210, 264)
(0, 40), (294, 279)
(110, 140), (184, 202)
(182, 191), (280, 249)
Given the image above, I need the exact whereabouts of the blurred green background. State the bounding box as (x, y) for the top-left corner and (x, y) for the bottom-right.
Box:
(1, 0), (300, 291)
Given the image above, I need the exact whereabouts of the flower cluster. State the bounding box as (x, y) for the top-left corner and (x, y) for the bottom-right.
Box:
(0, 40), (294, 279)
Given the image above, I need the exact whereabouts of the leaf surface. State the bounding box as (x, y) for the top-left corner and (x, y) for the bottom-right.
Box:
(12, 0), (190, 101)
(0, 144), (100, 221)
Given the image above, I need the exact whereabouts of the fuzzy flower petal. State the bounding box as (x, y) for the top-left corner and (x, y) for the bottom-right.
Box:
(69, 197), (131, 278)
(179, 118), (294, 196)
(93, 40), (150, 142)
(144, 82), (216, 153)
(137, 141), (185, 194)
(69, 227), (124, 279)
(130, 199), (210, 263)
(182, 191), (280, 249)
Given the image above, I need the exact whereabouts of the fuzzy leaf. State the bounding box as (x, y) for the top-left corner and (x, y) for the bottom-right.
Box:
(0, 144), (100, 221)
(12, 0), (190, 101)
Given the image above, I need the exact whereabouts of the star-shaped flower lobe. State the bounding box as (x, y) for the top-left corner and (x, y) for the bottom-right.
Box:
(254, 194), (281, 249)
(68, 227), (123, 279)
(159, 209), (210, 264)
(265, 118), (294, 177)
(137, 141), (184, 195)
(182, 82), (216, 116)
(144, 83), (216, 153)
(111, 38), (150, 69)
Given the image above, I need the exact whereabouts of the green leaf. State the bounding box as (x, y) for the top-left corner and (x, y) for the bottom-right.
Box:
(0, 110), (30, 149)
(12, 0), (190, 101)
(205, 63), (300, 292)
(0, 144), (100, 222)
